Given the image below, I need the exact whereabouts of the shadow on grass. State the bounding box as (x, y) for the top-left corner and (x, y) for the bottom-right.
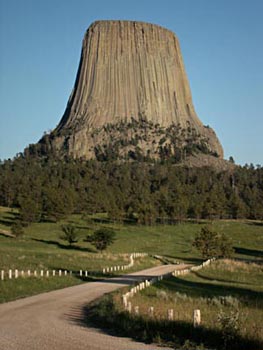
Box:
(155, 276), (263, 308)
(91, 217), (112, 224)
(234, 247), (263, 259)
(0, 217), (15, 227)
(67, 295), (263, 350)
(32, 238), (95, 253)
(164, 255), (204, 265)
(246, 221), (263, 227)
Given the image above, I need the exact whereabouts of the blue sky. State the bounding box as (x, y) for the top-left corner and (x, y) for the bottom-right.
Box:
(0, 0), (262, 165)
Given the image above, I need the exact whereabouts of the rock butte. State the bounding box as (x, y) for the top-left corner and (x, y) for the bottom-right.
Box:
(46, 20), (223, 159)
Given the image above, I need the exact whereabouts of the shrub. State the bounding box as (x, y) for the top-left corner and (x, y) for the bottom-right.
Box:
(11, 221), (24, 238)
(60, 224), (78, 246)
(156, 290), (169, 301)
(218, 308), (240, 350)
(86, 228), (116, 252)
(193, 226), (233, 259)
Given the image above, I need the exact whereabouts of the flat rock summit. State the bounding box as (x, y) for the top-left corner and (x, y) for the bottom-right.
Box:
(40, 20), (224, 161)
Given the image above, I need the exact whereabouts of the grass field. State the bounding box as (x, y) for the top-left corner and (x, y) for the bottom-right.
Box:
(0, 206), (262, 304)
(0, 275), (84, 303)
(87, 259), (263, 350)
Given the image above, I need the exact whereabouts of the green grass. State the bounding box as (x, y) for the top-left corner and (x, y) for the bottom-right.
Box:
(0, 208), (131, 272)
(0, 206), (262, 304)
(0, 275), (84, 303)
(129, 259), (263, 319)
(88, 259), (263, 350)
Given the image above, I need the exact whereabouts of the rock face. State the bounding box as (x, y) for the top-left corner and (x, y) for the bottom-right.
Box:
(45, 20), (223, 160)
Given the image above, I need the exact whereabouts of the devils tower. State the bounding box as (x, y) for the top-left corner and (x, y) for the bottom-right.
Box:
(42, 20), (223, 161)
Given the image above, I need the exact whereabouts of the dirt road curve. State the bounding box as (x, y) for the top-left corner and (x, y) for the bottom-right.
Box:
(0, 264), (188, 350)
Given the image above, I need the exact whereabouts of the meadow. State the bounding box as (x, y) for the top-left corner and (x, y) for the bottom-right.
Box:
(87, 259), (263, 350)
(0, 205), (262, 306)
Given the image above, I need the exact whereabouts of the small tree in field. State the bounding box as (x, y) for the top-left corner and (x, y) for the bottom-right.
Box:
(218, 233), (234, 258)
(60, 224), (78, 246)
(11, 221), (24, 238)
(193, 226), (233, 259)
(86, 228), (116, 252)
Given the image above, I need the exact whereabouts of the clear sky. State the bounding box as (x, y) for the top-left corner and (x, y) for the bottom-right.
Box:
(0, 0), (262, 165)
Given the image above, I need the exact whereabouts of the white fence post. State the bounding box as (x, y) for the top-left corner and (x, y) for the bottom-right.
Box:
(193, 309), (201, 327)
(1, 270), (4, 280)
(15, 269), (19, 279)
(134, 306), (139, 315)
(9, 269), (12, 279)
(127, 301), (132, 313)
(149, 306), (154, 317)
(122, 295), (127, 308)
(167, 309), (174, 321)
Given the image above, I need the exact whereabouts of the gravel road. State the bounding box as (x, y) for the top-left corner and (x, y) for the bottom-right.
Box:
(0, 264), (189, 350)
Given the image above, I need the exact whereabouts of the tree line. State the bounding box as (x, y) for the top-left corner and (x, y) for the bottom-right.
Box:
(0, 155), (262, 225)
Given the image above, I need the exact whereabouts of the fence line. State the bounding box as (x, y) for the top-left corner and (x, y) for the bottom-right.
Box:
(0, 252), (148, 281)
(121, 258), (216, 326)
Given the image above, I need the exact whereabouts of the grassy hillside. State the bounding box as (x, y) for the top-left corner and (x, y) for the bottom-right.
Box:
(0, 206), (262, 303)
